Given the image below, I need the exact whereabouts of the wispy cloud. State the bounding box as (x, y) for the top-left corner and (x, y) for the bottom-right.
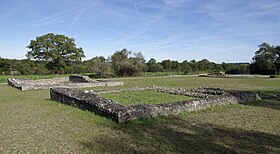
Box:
(25, 6), (79, 27)
(133, 1), (139, 15)
(161, 0), (189, 8)
(90, 23), (128, 37)
(1, 0), (280, 62)
(69, 1), (90, 32)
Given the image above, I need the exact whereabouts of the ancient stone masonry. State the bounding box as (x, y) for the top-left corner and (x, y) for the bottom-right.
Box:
(151, 86), (210, 98)
(69, 75), (95, 83)
(50, 86), (260, 123)
(7, 75), (124, 90)
(190, 87), (225, 95)
(8, 77), (69, 90)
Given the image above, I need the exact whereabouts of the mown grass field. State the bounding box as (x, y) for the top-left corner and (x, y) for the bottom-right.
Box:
(0, 76), (280, 153)
(100, 90), (194, 105)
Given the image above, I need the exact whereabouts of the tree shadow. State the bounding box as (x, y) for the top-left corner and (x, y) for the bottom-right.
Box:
(240, 91), (280, 110)
(241, 99), (280, 110)
(80, 116), (280, 153)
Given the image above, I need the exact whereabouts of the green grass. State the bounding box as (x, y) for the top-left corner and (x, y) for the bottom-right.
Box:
(0, 76), (280, 153)
(100, 90), (194, 105)
(139, 71), (183, 77)
(88, 75), (280, 92)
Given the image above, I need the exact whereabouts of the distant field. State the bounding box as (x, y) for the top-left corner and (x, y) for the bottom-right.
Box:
(91, 75), (280, 92)
(0, 76), (279, 153)
(139, 71), (183, 77)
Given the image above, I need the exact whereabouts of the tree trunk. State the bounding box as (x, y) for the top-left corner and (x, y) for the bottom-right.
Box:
(276, 68), (280, 75)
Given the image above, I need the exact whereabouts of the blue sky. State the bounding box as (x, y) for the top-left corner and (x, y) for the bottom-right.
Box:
(0, 0), (279, 63)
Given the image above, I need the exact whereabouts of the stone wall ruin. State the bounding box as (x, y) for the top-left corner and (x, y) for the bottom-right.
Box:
(7, 75), (124, 90)
(50, 86), (260, 123)
(69, 75), (95, 83)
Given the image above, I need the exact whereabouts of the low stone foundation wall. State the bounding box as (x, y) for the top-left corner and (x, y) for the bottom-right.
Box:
(8, 76), (124, 90)
(7, 77), (69, 90)
(69, 75), (95, 83)
(50, 87), (260, 123)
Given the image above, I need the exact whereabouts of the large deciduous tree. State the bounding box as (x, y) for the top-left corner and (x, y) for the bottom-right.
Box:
(26, 33), (85, 74)
(251, 42), (280, 75)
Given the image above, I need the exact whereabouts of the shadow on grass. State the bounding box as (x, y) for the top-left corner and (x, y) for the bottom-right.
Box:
(80, 116), (280, 153)
(241, 99), (280, 110)
(240, 91), (280, 110)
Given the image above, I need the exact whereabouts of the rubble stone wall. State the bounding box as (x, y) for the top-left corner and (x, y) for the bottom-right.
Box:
(50, 87), (260, 123)
(7, 76), (124, 90)
(69, 75), (95, 83)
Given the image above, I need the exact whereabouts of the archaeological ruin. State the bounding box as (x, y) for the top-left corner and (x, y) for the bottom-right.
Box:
(7, 75), (261, 123)
(50, 86), (260, 123)
(7, 75), (124, 90)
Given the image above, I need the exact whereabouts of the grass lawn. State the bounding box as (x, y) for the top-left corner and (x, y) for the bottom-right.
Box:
(100, 90), (194, 105)
(0, 76), (280, 153)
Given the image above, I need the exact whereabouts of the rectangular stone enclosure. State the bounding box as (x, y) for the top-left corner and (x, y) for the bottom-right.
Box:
(50, 86), (260, 123)
(7, 75), (124, 90)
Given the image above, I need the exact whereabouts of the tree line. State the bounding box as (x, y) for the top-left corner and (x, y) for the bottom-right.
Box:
(0, 50), (251, 77)
(0, 33), (278, 76)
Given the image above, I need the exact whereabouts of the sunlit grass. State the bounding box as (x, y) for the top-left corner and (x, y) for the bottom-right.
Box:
(100, 90), (194, 105)
(0, 76), (279, 153)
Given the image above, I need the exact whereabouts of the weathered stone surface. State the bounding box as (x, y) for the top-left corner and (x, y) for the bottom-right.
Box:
(69, 75), (96, 83)
(191, 87), (225, 95)
(8, 77), (69, 90)
(8, 75), (124, 90)
(50, 87), (260, 123)
(151, 86), (210, 98)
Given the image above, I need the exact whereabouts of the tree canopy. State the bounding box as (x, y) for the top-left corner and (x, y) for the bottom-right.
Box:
(110, 49), (146, 76)
(5, 35), (273, 76)
(87, 56), (112, 78)
(251, 42), (280, 75)
(26, 33), (85, 73)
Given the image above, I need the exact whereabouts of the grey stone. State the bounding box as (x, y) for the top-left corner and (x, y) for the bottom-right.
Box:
(50, 86), (260, 123)
(7, 75), (124, 91)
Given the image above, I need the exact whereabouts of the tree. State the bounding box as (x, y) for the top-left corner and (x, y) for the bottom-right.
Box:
(251, 42), (279, 75)
(274, 46), (280, 74)
(0, 58), (11, 75)
(26, 33), (85, 74)
(147, 58), (163, 72)
(223, 63), (250, 74)
(190, 59), (198, 73)
(181, 60), (192, 74)
(129, 52), (147, 72)
(110, 49), (146, 76)
(161, 60), (172, 71)
(89, 56), (112, 78)
(197, 59), (215, 71)
(171, 60), (181, 71)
